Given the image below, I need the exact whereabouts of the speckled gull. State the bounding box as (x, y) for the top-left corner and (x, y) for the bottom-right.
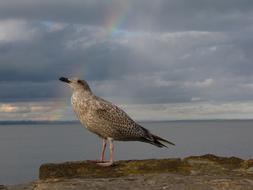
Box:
(59, 77), (175, 166)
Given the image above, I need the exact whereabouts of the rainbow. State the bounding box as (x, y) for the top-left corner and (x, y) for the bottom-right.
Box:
(72, 0), (134, 78)
(54, 1), (135, 121)
(104, 0), (134, 38)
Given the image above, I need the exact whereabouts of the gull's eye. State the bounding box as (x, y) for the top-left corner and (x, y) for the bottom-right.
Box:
(77, 80), (82, 83)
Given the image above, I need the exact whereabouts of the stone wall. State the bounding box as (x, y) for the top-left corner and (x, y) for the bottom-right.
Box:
(6, 154), (253, 190)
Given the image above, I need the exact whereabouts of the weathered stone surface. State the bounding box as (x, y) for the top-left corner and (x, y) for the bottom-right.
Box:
(0, 185), (8, 190)
(39, 158), (190, 180)
(242, 159), (253, 174)
(34, 173), (253, 190)
(23, 174), (253, 190)
(7, 183), (34, 190)
(7, 154), (253, 190)
(184, 154), (248, 177)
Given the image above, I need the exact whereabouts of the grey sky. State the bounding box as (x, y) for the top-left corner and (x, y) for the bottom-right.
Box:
(0, 0), (253, 120)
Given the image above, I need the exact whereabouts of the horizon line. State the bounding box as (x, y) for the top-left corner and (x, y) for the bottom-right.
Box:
(1, 118), (253, 125)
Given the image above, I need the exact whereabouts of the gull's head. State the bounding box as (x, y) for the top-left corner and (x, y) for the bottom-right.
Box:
(59, 77), (91, 92)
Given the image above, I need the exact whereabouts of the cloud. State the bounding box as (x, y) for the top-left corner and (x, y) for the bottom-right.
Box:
(2, 100), (253, 121)
(0, 19), (40, 42)
(185, 78), (214, 88)
(0, 24), (253, 104)
(0, 0), (252, 31)
(0, 1), (253, 120)
(0, 101), (74, 121)
(119, 101), (253, 121)
(0, 104), (19, 113)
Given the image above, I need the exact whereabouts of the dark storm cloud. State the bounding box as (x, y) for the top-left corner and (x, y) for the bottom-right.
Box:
(0, 0), (252, 31)
(0, 22), (157, 101)
(0, 81), (59, 102)
(0, 0), (253, 109)
(1, 23), (253, 104)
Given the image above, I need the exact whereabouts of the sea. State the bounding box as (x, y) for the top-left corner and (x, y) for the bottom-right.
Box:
(0, 120), (252, 185)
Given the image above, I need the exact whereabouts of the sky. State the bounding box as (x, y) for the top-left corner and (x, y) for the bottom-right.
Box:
(1, 0), (253, 121)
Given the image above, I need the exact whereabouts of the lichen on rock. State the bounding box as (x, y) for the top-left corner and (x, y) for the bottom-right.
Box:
(7, 154), (253, 190)
(39, 158), (190, 180)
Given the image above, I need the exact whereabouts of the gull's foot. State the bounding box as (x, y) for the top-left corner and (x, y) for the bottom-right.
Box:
(87, 160), (106, 163)
(96, 161), (114, 166)
(86, 160), (114, 166)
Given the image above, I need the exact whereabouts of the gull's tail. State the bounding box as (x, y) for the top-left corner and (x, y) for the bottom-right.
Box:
(140, 126), (175, 148)
(151, 134), (175, 148)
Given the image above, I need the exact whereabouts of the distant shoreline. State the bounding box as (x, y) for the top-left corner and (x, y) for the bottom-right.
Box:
(1, 119), (253, 125)
(0, 120), (79, 125)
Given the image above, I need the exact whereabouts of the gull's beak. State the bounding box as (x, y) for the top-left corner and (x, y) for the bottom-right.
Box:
(59, 77), (71, 83)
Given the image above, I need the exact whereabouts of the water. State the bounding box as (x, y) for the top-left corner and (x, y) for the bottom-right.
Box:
(0, 120), (253, 185)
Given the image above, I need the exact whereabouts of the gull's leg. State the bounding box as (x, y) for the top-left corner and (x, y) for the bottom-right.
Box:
(87, 139), (107, 163)
(97, 138), (114, 166)
(100, 139), (107, 162)
(109, 138), (114, 164)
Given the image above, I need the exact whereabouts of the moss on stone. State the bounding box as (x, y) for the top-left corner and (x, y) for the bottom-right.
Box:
(39, 159), (190, 180)
(184, 154), (243, 169)
(39, 155), (253, 181)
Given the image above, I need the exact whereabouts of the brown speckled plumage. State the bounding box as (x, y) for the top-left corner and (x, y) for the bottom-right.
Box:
(60, 77), (174, 165)
(72, 93), (145, 140)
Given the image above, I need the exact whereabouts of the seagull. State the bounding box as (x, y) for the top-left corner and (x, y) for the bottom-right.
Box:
(59, 77), (175, 166)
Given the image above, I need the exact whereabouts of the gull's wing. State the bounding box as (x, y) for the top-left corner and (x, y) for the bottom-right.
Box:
(91, 96), (175, 147)
(93, 97), (145, 139)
